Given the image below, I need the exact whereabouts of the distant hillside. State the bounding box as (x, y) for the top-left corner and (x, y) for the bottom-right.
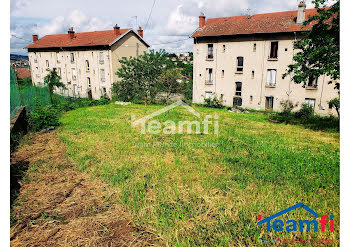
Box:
(10, 54), (29, 61)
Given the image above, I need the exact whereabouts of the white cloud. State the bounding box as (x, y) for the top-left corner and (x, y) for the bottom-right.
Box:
(35, 9), (112, 36)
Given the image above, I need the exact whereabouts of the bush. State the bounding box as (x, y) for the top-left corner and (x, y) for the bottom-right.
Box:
(280, 100), (294, 115)
(28, 99), (60, 131)
(203, 94), (225, 109)
(295, 103), (314, 119)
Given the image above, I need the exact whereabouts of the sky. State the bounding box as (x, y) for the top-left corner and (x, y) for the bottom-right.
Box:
(10, 0), (314, 55)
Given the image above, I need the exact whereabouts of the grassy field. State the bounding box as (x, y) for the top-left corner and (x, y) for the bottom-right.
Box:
(58, 103), (339, 246)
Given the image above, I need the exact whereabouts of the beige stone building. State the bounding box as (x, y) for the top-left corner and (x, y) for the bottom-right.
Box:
(192, 2), (338, 115)
(26, 25), (149, 99)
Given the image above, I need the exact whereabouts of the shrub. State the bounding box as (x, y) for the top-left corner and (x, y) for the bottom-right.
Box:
(295, 103), (314, 119)
(280, 100), (294, 115)
(328, 97), (340, 117)
(203, 94), (225, 109)
(28, 99), (60, 131)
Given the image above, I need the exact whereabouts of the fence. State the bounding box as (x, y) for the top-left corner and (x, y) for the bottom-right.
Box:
(10, 66), (52, 118)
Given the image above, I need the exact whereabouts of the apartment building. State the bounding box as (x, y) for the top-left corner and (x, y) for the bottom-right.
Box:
(25, 25), (149, 99)
(192, 2), (338, 115)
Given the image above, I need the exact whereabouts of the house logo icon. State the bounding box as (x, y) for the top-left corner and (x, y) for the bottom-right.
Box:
(131, 100), (219, 134)
(258, 202), (334, 232)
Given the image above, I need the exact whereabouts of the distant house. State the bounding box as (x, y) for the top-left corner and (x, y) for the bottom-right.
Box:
(25, 25), (149, 99)
(15, 67), (31, 80)
(191, 1), (338, 115)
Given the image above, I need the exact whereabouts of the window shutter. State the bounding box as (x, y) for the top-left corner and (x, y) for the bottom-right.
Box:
(267, 70), (272, 85)
(271, 70), (276, 85)
(206, 69), (209, 81)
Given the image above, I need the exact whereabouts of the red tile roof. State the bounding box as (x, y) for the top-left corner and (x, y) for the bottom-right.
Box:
(16, 68), (31, 79)
(192, 8), (320, 37)
(25, 29), (131, 49)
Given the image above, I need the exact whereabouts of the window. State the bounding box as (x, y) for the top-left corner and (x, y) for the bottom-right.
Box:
(265, 96), (274, 110)
(233, 97), (242, 106)
(58, 67), (61, 76)
(307, 75), (318, 88)
(269, 41), (278, 59)
(305, 98), (316, 108)
(205, 68), (213, 83)
(253, 43), (256, 52)
(222, 45), (226, 53)
(35, 67), (39, 77)
(34, 52), (38, 63)
(221, 70), (224, 78)
(267, 69), (277, 86)
(99, 51), (104, 64)
(207, 44), (214, 59)
(236, 57), (244, 72)
(85, 60), (90, 71)
(205, 91), (212, 99)
(100, 69), (105, 82)
(250, 95), (253, 102)
(70, 53), (75, 62)
(235, 82), (242, 96)
(72, 68), (77, 80)
(46, 60), (49, 68)
(56, 52), (60, 63)
(251, 70), (255, 79)
(87, 77), (91, 88)
(102, 87), (107, 96)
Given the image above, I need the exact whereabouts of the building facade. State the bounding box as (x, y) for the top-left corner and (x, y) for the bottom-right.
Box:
(26, 26), (149, 99)
(192, 2), (338, 115)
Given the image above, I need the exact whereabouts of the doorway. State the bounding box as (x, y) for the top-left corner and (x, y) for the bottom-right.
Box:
(265, 96), (274, 110)
(88, 89), (92, 99)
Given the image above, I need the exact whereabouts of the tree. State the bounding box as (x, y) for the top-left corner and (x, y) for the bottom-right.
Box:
(328, 97), (340, 117)
(113, 49), (174, 104)
(283, 0), (339, 90)
(43, 68), (66, 104)
(159, 68), (187, 105)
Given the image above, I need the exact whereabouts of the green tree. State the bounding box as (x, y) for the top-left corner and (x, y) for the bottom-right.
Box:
(159, 68), (187, 105)
(283, 0), (339, 90)
(113, 49), (174, 104)
(328, 97), (340, 117)
(43, 68), (66, 104)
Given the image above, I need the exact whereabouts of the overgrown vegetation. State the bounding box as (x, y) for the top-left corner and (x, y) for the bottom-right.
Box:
(112, 49), (193, 104)
(58, 104), (339, 245)
(203, 94), (225, 109)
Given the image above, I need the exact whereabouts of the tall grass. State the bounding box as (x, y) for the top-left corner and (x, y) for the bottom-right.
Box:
(58, 104), (340, 246)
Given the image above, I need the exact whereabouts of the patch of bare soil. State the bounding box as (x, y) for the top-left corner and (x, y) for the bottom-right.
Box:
(10, 131), (159, 246)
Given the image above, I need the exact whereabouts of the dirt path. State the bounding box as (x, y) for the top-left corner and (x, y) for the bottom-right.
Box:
(10, 131), (158, 246)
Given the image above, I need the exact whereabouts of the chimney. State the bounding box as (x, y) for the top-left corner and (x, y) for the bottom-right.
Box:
(68, 27), (75, 39)
(137, 26), (143, 38)
(32, 34), (38, 42)
(199, 13), (206, 28)
(297, 1), (306, 24)
(114, 24), (120, 36)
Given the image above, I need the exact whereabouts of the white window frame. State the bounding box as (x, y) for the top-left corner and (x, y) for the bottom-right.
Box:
(205, 91), (212, 99)
(100, 68), (105, 82)
(266, 69), (277, 86)
(72, 68), (77, 80)
(99, 51), (104, 64)
(305, 98), (316, 108)
(205, 68), (213, 84)
(236, 57), (244, 72)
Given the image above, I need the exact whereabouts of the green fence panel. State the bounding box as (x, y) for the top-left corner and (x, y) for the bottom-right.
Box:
(10, 67), (21, 119)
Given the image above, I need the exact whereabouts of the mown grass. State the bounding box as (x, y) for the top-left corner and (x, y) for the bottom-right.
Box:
(58, 103), (339, 246)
